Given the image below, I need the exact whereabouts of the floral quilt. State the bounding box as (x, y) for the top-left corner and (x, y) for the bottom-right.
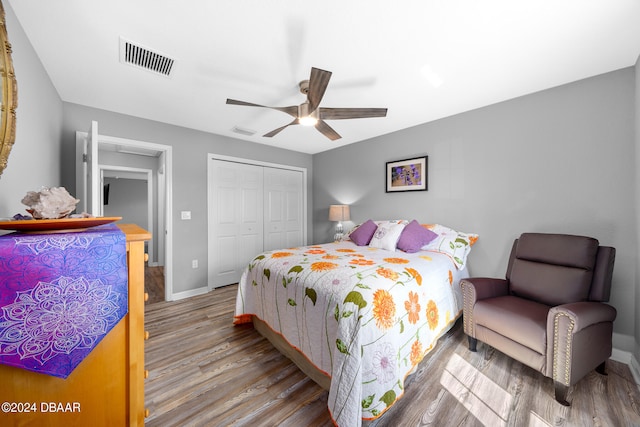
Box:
(234, 240), (467, 426)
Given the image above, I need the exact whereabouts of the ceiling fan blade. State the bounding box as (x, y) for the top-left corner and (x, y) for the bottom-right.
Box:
(263, 119), (299, 138)
(226, 98), (298, 117)
(315, 119), (341, 141)
(319, 107), (388, 120)
(306, 67), (332, 112)
(226, 98), (265, 107)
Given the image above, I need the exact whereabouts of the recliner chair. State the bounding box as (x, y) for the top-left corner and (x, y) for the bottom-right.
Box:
(461, 233), (616, 405)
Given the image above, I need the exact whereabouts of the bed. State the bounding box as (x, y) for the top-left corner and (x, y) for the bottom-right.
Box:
(234, 221), (477, 426)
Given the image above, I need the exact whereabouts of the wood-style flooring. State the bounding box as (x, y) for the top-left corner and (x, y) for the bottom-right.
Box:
(144, 284), (640, 427)
(144, 265), (165, 304)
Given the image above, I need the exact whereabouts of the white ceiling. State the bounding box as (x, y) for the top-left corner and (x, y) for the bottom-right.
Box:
(8, 0), (640, 154)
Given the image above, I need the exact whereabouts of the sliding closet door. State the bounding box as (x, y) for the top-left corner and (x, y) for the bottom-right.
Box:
(210, 160), (264, 288)
(264, 167), (304, 251)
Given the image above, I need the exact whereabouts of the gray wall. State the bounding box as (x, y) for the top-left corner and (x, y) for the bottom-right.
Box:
(61, 102), (313, 295)
(314, 67), (637, 351)
(0, 2), (62, 218)
(103, 177), (148, 230)
(99, 150), (161, 264)
(635, 55), (640, 365)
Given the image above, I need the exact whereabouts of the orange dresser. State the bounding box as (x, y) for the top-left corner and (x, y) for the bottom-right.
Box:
(0, 224), (151, 426)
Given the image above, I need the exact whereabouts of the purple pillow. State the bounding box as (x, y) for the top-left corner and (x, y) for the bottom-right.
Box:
(397, 220), (438, 253)
(349, 219), (378, 246)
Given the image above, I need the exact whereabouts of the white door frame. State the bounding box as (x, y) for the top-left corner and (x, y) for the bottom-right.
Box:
(100, 165), (155, 265)
(207, 153), (308, 290)
(76, 131), (174, 302)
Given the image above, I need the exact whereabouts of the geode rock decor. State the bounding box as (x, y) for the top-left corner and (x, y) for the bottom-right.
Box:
(21, 187), (79, 219)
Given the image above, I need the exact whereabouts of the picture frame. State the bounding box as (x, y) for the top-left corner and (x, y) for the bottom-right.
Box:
(386, 156), (428, 192)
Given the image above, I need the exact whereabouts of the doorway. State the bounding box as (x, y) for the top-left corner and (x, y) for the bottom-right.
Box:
(76, 125), (174, 302)
(101, 167), (165, 304)
(101, 166), (154, 263)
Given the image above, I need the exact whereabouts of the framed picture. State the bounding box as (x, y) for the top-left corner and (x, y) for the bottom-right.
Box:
(386, 156), (428, 192)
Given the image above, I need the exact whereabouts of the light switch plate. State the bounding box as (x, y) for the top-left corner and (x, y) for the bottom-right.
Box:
(181, 211), (191, 220)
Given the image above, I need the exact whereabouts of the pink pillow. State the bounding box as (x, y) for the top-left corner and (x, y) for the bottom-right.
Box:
(397, 220), (438, 253)
(349, 219), (377, 246)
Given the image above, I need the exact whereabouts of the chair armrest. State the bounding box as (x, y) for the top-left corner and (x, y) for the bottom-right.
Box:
(549, 301), (617, 334)
(547, 301), (617, 386)
(460, 277), (509, 302)
(460, 278), (509, 338)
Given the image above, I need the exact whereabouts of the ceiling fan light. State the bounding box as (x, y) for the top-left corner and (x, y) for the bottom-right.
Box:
(299, 116), (318, 126)
(298, 101), (318, 126)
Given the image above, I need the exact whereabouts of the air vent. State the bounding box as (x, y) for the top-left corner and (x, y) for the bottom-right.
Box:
(231, 126), (256, 136)
(119, 37), (174, 77)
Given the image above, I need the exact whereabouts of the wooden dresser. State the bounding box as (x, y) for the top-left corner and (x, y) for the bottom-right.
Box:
(0, 224), (151, 426)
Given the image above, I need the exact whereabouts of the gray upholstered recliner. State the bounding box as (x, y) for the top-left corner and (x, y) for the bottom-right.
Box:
(461, 233), (616, 405)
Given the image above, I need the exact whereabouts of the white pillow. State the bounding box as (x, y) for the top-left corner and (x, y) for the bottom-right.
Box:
(422, 224), (478, 269)
(374, 219), (408, 226)
(369, 222), (406, 251)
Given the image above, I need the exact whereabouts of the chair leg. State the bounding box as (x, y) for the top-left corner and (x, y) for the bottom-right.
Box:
(596, 361), (607, 376)
(467, 336), (477, 352)
(554, 381), (570, 406)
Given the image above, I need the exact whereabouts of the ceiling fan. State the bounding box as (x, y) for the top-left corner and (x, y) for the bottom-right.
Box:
(226, 67), (387, 141)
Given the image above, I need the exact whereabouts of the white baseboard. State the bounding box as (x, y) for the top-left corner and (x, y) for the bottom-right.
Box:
(629, 354), (640, 387)
(611, 347), (630, 364)
(169, 286), (209, 301)
(611, 347), (640, 386)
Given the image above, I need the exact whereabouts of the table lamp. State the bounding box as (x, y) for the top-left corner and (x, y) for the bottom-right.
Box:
(329, 204), (350, 241)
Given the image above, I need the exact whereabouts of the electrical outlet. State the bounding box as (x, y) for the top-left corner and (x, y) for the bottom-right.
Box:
(192, 259), (198, 269)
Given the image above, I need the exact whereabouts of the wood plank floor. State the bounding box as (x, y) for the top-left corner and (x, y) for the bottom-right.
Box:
(144, 265), (165, 305)
(144, 285), (640, 426)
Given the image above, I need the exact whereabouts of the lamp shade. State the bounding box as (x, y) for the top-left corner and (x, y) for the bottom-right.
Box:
(329, 205), (350, 222)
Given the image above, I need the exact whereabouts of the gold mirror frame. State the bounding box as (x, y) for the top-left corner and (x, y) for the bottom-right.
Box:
(0, 0), (17, 178)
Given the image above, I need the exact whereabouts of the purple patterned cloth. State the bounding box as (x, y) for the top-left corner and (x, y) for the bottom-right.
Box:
(0, 224), (128, 378)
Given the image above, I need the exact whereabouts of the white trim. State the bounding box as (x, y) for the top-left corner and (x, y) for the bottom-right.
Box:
(100, 165), (155, 266)
(208, 153), (308, 172)
(612, 348), (640, 385)
(163, 146), (174, 301)
(94, 133), (169, 153)
(171, 285), (209, 301)
(207, 153), (309, 291)
(630, 354), (640, 387)
(611, 347), (631, 365)
(76, 129), (174, 302)
(75, 132), (88, 213)
(207, 153), (308, 244)
(157, 151), (167, 271)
